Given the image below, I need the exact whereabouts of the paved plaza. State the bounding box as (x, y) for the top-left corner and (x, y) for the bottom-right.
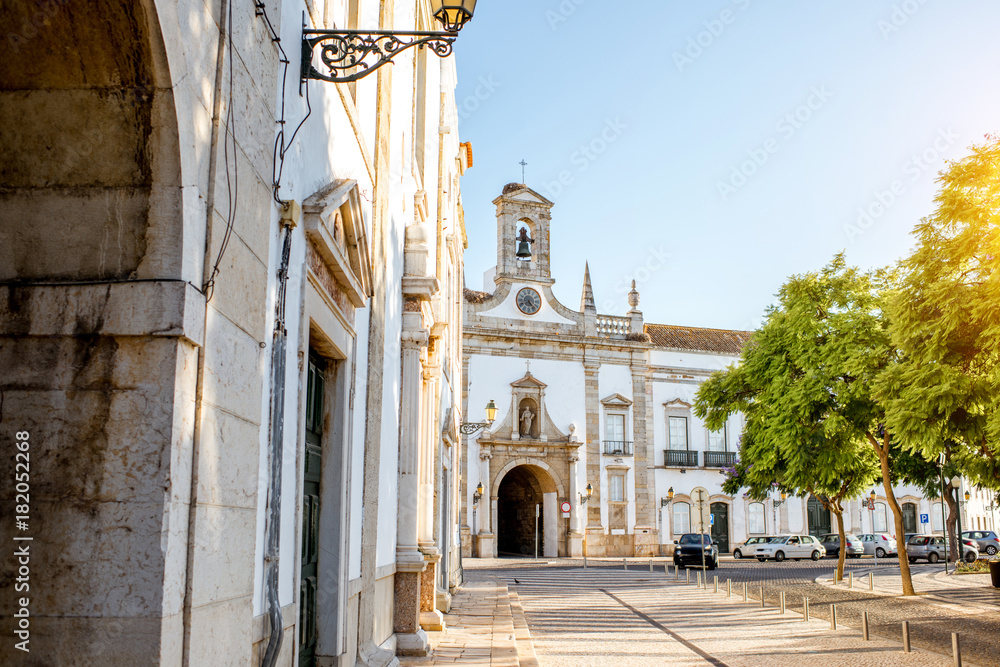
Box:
(404, 558), (998, 666)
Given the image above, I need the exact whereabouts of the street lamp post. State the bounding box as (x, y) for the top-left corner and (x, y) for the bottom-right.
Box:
(461, 400), (497, 436)
(660, 487), (674, 548)
(938, 453), (950, 574)
(772, 491), (787, 535)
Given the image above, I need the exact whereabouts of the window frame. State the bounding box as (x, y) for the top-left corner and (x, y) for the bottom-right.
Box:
(748, 502), (766, 535)
(672, 501), (691, 535)
(668, 416), (689, 451)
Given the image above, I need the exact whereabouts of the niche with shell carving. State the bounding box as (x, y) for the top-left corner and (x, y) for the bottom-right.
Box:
(517, 397), (540, 439)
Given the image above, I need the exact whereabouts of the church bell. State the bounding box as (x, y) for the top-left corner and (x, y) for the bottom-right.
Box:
(516, 240), (532, 259)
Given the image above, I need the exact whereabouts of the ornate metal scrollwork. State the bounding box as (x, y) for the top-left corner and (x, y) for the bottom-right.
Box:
(460, 422), (492, 436)
(302, 30), (456, 84)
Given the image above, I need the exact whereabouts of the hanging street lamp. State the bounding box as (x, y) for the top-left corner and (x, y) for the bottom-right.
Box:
(302, 0), (479, 84)
(461, 399), (497, 435)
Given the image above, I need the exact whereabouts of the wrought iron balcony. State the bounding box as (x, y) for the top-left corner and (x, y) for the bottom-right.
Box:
(603, 440), (634, 456)
(704, 451), (736, 468)
(664, 450), (698, 467)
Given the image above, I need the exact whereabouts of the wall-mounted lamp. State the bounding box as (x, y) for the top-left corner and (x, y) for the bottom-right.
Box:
(580, 483), (593, 505)
(473, 482), (484, 505)
(461, 399), (497, 436)
(302, 0), (478, 84)
(660, 486), (674, 508)
(773, 491), (787, 508)
(869, 490), (877, 503)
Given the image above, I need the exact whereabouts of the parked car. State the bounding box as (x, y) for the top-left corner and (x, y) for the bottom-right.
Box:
(818, 533), (865, 558)
(673, 533), (719, 570)
(906, 534), (978, 563)
(733, 536), (776, 559)
(962, 530), (999, 556)
(754, 535), (825, 562)
(858, 533), (898, 558)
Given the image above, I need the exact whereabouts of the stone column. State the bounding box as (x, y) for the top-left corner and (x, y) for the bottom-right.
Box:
(419, 362), (445, 631)
(395, 314), (429, 656)
(475, 448), (495, 557)
(584, 360), (603, 555)
(567, 451), (584, 556)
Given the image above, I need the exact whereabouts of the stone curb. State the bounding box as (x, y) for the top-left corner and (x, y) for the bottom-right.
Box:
(507, 589), (539, 667)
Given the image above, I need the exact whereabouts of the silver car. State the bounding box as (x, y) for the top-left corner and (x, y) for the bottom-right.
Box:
(858, 532), (897, 557)
(962, 530), (999, 556)
(906, 534), (978, 563)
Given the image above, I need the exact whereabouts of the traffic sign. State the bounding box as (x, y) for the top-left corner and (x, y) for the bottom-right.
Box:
(867, 500), (875, 511)
(710, 514), (715, 526)
(560, 501), (571, 513)
(920, 513), (929, 524)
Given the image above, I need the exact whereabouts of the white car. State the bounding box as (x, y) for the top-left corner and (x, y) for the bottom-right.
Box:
(755, 535), (826, 562)
(858, 532), (898, 558)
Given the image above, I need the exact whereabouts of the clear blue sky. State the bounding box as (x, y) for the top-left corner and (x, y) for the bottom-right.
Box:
(453, 1), (1000, 331)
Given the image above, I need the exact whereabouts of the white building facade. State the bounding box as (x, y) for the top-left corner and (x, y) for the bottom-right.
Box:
(461, 184), (939, 559)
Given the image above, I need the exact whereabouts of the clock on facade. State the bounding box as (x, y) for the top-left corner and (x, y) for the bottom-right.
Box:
(516, 287), (542, 315)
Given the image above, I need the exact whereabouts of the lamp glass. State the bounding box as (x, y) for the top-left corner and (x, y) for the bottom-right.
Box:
(870, 490), (876, 501)
(485, 399), (497, 423)
(780, 492), (786, 501)
(667, 486), (674, 499)
(586, 483), (593, 497)
(952, 476), (962, 488)
(430, 0), (477, 32)
(965, 491), (970, 501)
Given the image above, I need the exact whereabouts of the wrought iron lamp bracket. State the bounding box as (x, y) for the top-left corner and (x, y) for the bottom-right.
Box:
(301, 29), (456, 85)
(460, 422), (492, 436)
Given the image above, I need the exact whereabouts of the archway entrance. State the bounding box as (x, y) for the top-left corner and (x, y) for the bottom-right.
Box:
(496, 465), (558, 557)
(807, 497), (831, 537)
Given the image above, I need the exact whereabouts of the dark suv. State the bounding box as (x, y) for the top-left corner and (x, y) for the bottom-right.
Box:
(673, 533), (719, 570)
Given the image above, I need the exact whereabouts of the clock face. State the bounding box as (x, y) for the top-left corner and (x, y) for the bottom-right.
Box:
(516, 287), (542, 315)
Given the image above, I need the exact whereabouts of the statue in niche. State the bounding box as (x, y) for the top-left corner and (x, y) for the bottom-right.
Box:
(519, 405), (535, 437)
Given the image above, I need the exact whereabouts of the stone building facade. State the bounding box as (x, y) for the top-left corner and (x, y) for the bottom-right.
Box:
(462, 184), (937, 559)
(1, 0), (469, 665)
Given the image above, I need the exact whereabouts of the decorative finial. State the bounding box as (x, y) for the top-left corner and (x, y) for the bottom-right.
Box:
(519, 159), (527, 184)
(628, 280), (640, 312)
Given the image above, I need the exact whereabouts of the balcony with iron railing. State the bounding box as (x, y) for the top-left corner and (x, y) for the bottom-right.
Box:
(663, 449), (699, 467)
(704, 451), (736, 468)
(603, 440), (634, 456)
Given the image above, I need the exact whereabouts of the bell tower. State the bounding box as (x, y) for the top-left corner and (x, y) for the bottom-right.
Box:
(492, 183), (556, 286)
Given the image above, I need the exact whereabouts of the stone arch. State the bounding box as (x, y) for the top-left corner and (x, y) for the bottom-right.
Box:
(0, 1), (191, 663)
(490, 459), (565, 558)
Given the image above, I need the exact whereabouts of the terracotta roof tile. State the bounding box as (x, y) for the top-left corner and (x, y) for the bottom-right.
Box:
(644, 323), (751, 355)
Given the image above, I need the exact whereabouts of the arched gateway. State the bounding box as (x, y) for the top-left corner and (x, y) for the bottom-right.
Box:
(491, 461), (565, 558)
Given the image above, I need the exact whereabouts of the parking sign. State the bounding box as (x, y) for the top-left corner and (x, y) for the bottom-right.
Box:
(920, 513), (929, 524)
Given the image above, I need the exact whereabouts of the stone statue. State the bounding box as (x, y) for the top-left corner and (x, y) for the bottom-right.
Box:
(519, 406), (535, 437)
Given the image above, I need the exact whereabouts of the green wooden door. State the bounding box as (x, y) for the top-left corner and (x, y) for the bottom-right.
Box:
(807, 497), (831, 537)
(299, 356), (323, 667)
(710, 503), (729, 553)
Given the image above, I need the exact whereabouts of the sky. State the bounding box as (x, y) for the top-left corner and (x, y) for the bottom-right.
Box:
(452, 0), (1000, 331)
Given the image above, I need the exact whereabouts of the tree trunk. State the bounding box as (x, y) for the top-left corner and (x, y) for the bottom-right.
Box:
(945, 488), (959, 562)
(834, 509), (846, 582)
(868, 431), (916, 595)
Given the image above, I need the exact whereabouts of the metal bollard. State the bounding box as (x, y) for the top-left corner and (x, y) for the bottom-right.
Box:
(953, 633), (962, 667)
(624, 558), (628, 571)
(714, 576), (718, 593)
(760, 585), (765, 608)
(849, 572), (854, 589)
(869, 571), (873, 591)
(727, 579), (732, 598)
(862, 611), (869, 641)
(903, 621), (911, 652)
(583, 556), (587, 569)
(649, 558), (653, 573)
(686, 569), (690, 584)
(743, 581), (748, 602)
(803, 597), (810, 622)
(675, 565), (679, 580)
(780, 591), (785, 614)
(697, 571), (702, 588)
(831, 604), (838, 630)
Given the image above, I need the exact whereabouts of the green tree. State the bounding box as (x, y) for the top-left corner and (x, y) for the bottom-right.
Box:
(696, 256), (919, 593)
(879, 135), (1000, 493)
(696, 267), (879, 582)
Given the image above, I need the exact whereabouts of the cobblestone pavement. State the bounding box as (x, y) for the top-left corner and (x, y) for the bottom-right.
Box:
(465, 558), (996, 666)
